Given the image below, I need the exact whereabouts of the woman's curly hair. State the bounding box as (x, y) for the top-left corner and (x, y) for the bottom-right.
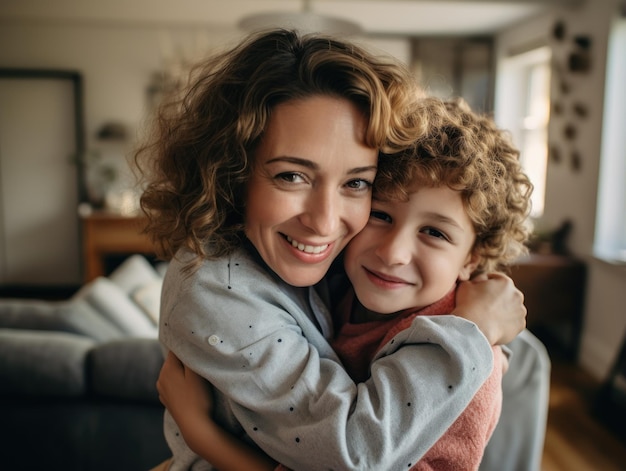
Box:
(375, 97), (534, 275)
(135, 28), (424, 267)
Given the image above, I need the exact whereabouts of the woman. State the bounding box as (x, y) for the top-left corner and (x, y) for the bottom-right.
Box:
(137, 28), (529, 471)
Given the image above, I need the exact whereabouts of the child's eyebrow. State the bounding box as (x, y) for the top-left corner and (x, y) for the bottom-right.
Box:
(423, 212), (465, 230)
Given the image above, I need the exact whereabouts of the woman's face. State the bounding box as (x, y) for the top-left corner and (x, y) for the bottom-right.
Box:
(245, 95), (378, 287)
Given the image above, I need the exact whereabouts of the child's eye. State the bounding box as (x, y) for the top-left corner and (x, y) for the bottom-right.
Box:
(346, 179), (373, 191)
(422, 227), (449, 241)
(370, 210), (392, 223)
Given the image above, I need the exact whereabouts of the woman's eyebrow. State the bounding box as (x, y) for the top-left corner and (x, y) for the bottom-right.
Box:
(265, 156), (377, 174)
(265, 156), (318, 169)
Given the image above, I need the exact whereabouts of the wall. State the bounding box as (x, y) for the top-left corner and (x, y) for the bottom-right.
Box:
(0, 19), (408, 284)
(0, 22), (241, 166)
(495, 0), (626, 379)
(0, 22), (408, 149)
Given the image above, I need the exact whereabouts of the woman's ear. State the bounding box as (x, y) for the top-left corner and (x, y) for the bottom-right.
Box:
(458, 252), (480, 281)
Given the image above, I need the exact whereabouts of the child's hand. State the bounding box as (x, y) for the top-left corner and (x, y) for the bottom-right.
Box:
(453, 272), (526, 346)
(157, 351), (213, 424)
(157, 352), (278, 471)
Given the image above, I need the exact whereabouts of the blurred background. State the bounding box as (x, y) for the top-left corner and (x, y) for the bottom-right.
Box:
(0, 2), (625, 455)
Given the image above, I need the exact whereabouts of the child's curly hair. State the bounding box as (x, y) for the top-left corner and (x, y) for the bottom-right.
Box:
(375, 97), (534, 275)
(135, 28), (425, 267)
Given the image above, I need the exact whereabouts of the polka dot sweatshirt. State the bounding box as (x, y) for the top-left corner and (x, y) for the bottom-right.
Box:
(160, 247), (495, 471)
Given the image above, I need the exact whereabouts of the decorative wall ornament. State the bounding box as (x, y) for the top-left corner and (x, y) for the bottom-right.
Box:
(549, 144), (562, 164)
(571, 150), (582, 171)
(553, 20), (566, 41)
(549, 19), (593, 173)
(568, 38), (592, 73)
(573, 102), (589, 118)
(564, 123), (578, 140)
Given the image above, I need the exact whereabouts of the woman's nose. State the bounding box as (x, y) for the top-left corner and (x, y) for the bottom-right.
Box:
(300, 190), (340, 236)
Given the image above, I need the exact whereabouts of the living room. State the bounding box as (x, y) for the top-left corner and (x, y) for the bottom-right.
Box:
(1, 0), (625, 469)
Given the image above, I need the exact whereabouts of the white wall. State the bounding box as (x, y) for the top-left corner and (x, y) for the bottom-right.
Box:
(495, 0), (626, 379)
(0, 22), (241, 158)
(0, 21), (408, 169)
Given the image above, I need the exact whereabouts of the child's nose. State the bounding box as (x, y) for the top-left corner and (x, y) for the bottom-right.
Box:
(375, 230), (413, 266)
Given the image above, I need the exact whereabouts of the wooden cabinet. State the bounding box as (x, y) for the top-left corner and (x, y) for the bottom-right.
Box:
(81, 212), (157, 282)
(509, 253), (587, 359)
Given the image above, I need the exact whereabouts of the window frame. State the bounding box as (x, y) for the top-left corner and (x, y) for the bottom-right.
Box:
(594, 17), (626, 264)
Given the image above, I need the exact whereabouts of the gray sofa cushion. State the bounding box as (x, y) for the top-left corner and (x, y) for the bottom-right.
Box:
(0, 298), (124, 342)
(89, 338), (163, 404)
(0, 329), (95, 396)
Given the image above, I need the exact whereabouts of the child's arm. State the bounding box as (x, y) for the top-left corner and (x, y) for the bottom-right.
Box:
(453, 272), (526, 346)
(157, 351), (277, 471)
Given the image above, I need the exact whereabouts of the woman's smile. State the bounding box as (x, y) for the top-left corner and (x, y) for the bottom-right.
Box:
(284, 235), (331, 255)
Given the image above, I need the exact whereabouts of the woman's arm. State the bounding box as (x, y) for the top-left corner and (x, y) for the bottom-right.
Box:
(158, 291), (517, 471)
(157, 351), (277, 471)
(160, 249), (524, 471)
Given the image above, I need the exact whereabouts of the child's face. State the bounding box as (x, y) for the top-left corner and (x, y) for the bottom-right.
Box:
(245, 95), (378, 287)
(344, 185), (479, 314)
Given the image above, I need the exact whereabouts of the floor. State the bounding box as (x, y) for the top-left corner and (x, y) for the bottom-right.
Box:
(541, 355), (626, 471)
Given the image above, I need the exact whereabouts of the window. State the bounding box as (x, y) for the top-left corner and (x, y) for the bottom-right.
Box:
(594, 17), (626, 263)
(494, 46), (551, 218)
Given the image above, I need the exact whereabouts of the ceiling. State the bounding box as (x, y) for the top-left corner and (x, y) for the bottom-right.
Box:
(0, 0), (585, 37)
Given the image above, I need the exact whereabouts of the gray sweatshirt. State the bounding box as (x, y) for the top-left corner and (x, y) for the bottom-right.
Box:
(160, 247), (493, 471)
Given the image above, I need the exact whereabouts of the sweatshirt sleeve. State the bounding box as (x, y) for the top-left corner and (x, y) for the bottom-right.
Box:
(160, 252), (493, 471)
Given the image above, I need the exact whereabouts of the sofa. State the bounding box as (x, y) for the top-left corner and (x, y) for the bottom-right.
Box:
(0, 255), (170, 471)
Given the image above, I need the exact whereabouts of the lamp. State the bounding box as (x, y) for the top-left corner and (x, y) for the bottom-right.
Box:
(238, 0), (363, 35)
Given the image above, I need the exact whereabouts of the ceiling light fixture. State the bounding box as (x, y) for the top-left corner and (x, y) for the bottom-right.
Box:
(238, 0), (363, 35)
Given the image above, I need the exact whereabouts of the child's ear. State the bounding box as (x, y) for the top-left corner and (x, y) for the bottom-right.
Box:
(458, 252), (480, 281)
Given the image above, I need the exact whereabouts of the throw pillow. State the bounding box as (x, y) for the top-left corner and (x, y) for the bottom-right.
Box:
(72, 277), (158, 338)
(109, 254), (161, 295)
(131, 279), (163, 325)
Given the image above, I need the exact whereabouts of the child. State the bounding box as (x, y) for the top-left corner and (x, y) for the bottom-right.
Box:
(156, 96), (533, 470)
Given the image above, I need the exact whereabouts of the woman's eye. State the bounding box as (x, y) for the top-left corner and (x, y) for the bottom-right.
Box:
(422, 227), (448, 240)
(346, 179), (373, 191)
(276, 172), (305, 184)
(370, 210), (392, 223)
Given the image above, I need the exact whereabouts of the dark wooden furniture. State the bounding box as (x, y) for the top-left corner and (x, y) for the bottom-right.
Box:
(509, 253), (587, 359)
(81, 212), (157, 282)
